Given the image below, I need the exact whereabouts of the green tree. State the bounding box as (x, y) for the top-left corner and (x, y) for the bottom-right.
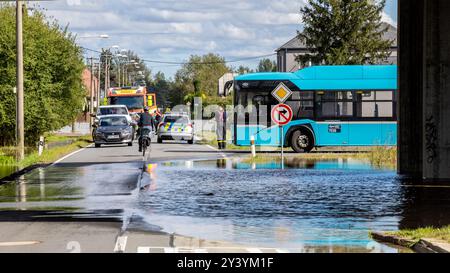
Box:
(256, 58), (277, 72)
(152, 71), (175, 109)
(235, 65), (254, 75)
(0, 4), (85, 145)
(297, 0), (394, 65)
(174, 53), (231, 106)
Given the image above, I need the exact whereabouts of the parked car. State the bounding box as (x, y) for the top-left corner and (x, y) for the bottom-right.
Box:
(94, 105), (132, 122)
(157, 113), (194, 144)
(93, 105), (136, 140)
(93, 115), (134, 148)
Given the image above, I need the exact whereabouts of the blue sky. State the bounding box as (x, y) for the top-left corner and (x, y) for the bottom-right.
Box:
(37, 0), (397, 78)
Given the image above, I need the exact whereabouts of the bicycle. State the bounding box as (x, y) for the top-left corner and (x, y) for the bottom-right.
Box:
(140, 127), (153, 157)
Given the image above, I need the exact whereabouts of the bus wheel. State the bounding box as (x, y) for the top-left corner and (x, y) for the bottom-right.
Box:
(291, 129), (314, 153)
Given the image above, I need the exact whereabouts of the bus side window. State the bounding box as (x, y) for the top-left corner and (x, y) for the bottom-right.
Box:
(355, 91), (394, 118)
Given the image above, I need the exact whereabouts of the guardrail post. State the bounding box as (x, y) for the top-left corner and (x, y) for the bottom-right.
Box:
(38, 136), (44, 156)
(250, 135), (256, 158)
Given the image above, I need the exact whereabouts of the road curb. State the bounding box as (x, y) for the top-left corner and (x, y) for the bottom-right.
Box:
(370, 231), (450, 253)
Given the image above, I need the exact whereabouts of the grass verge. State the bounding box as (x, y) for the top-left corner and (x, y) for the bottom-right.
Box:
(197, 130), (397, 168)
(385, 226), (450, 244)
(0, 135), (91, 169)
(196, 130), (250, 151)
(361, 146), (397, 169)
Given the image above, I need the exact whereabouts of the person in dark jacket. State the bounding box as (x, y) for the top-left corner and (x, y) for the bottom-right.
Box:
(138, 107), (155, 152)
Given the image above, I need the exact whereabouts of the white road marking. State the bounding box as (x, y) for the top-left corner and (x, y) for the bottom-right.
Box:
(206, 144), (227, 158)
(164, 247), (178, 253)
(0, 241), (41, 247)
(137, 247), (151, 253)
(206, 144), (219, 151)
(114, 236), (128, 253)
(246, 248), (263, 253)
(52, 144), (93, 165)
(135, 246), (293, 253)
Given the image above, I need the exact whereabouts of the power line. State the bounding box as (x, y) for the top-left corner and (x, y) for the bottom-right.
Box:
(80, 46), (276, 66)
(141, 53), (276, 65)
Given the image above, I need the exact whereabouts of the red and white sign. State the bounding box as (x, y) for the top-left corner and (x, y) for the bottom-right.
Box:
(271, 104), (293, 126)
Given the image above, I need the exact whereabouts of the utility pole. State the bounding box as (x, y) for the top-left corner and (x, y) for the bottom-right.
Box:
(97, 62), (101, 108)
(117, 59), (121, 87)
(104, 52), (108, 99)
(123, 65), (127, 86)
(16, 0), (25, 161)
(88, 57), (94, 132)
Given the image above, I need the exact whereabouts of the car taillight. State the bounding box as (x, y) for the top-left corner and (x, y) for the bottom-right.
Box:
(187, 123), (193, 128)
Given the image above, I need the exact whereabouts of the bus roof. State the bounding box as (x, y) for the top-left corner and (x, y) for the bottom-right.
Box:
(235, 65), (397, 90)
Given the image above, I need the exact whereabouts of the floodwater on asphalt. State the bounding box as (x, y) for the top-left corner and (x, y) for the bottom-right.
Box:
(1, 157), (450, 253)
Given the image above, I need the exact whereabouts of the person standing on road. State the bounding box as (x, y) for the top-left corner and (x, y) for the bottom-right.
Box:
(153, 110), (162, 129)
(215, 106), (227, 150)
(138, 107), (155, 152)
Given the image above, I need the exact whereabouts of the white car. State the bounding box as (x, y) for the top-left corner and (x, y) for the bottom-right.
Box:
(157, 114), (194, 144)
(95, 105), (132, 123)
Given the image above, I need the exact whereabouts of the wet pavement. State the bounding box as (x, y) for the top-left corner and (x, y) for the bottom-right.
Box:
(1, 141), (449, 253)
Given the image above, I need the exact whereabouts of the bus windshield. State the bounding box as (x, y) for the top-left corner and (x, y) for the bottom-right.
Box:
(110, 96), (144, 110)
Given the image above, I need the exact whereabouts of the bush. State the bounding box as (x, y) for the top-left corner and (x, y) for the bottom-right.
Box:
(0, 4), (85, 145)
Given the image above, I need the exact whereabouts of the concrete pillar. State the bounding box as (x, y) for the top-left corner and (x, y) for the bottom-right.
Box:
(399, 0), (450, 181)
(423, 1), (450, 180)
(398, 0), (424, 178)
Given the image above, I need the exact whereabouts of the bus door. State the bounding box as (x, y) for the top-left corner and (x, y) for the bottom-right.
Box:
(235, 91), (278, 146)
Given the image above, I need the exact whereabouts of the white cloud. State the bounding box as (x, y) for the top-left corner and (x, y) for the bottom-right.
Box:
(382, 11), (397, 26)
(169, 23), (203, 34)
(38, 0), (398, 76)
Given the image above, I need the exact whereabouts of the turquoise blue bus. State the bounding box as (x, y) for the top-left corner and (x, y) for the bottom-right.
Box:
(227, 65), (397, 153)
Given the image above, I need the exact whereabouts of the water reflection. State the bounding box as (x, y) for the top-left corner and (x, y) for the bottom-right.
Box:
(0, 157), (448, 252)
(398, 181), (450, 229)
(136, 157), (450, 249)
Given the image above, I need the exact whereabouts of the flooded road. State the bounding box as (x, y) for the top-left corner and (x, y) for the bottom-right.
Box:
(134, 159), (413, 251)
(1, 152), (449, 253)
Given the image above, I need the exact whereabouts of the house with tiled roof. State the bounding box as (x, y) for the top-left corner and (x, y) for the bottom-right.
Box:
(276, 23), (398, 72)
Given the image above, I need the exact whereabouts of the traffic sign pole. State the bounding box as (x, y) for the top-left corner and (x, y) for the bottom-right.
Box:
(274, 105), (291, 170)
(271, 82), (293, 170)
(280, 125), (284, 170)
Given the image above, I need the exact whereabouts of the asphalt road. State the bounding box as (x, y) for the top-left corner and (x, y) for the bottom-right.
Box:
(59, 138), (226, 165)
(0, 139), (248, 253)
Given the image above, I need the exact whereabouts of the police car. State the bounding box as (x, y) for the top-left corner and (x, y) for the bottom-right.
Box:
(157, 113), (194, 144)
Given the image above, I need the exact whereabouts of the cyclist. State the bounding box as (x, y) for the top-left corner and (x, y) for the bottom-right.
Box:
(138, 106), (155, 152)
